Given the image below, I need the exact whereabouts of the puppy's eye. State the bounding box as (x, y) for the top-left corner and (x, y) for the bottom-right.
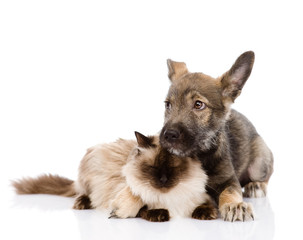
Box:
(164, 101), (171, 110)
(194, 100), (206, 110)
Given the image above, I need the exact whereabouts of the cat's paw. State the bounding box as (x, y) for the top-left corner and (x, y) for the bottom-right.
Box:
(146, 209), (170, 222)
(109, 207), (136, 219)
(109, 208), (120, 219)
(109, 187), (143, 218)
(138, 207), (170, 222)
(192, 203), (218, 220)
(220, 202), (254, 222)
(73, 195), (92, 210)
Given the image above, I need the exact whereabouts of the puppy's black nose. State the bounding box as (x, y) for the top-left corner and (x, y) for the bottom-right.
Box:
(164, 129), (180, 142)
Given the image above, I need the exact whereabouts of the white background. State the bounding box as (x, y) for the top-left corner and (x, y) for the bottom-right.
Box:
(1, 1), (302, 239)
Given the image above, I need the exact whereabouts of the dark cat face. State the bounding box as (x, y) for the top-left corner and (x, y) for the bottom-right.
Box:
(139, 147), (189, 191)
(124, 132), (190, 193)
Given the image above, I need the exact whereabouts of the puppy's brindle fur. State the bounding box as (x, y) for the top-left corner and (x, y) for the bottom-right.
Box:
(160, 51), (273, 221)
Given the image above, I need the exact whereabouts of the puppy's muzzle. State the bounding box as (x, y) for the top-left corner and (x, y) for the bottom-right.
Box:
(163, 129), (180, 143)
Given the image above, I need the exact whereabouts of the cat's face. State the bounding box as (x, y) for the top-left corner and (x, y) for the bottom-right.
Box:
(124, 132), (191, 193)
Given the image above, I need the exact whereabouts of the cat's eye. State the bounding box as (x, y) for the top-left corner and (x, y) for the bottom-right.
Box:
(136, 148), (141, 155)
(164, 101), (171, 110)
(194, 100), (206, 110)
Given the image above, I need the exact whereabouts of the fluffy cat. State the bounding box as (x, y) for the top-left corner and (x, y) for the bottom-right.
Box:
(13, 132), (217, 221)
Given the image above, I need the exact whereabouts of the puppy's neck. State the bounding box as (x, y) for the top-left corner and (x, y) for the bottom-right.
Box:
(196, 129), (228, 171)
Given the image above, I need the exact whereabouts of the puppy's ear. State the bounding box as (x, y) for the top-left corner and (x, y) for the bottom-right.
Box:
(221, 51), (255, 102)
(134, 131), (155, 148)
(167, 59), (189, 82)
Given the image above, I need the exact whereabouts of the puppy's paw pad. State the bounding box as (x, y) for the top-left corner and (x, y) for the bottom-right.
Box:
(220, 202), (254, 222)
(192, 204), (218, 220)
(243, 182), (267, 198)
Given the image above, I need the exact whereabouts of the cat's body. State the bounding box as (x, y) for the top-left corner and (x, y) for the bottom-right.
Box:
(13, 132), (217, 221)
(75, 138), (142, 217)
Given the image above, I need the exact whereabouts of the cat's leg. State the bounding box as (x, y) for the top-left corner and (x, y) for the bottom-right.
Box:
(192, 198), (218, 220)
(73, 194), (92, 210)
(137, 206), (170, 222)
(109, 186), (144, 219)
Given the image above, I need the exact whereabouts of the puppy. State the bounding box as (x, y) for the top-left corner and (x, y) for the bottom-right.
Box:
(160, 51), (273, 221)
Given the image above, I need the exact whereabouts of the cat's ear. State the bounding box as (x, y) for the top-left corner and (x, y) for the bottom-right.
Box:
(134, 131), (155, 148)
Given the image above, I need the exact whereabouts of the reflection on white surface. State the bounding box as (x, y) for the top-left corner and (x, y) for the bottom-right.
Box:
(6, 194), (275, 240)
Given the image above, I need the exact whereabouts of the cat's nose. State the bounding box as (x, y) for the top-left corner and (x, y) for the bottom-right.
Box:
(160, 174), (168, 184)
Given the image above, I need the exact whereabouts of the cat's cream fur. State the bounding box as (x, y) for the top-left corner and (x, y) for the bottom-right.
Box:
(75, 138), (144, 218)
(123, 141), (209, 217)
(13, 133), (210, 220)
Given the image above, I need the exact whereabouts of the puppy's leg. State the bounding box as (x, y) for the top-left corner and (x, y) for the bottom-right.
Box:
(244, 136), (273, 198)
(109, 186), (144, 219)
(243, 181), (267, 198)
(219, 186), (254, 222)
(137, 206), (170, 222)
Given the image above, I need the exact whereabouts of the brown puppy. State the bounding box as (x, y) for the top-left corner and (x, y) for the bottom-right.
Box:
(160, 51), (273, 221)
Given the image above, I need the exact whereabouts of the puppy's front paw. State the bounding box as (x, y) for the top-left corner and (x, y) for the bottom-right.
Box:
(192, 203), (218, 220)
(220, 202), (254, 222)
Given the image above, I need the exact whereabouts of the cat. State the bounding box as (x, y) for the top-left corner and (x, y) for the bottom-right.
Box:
(13, 132), (217, 222)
